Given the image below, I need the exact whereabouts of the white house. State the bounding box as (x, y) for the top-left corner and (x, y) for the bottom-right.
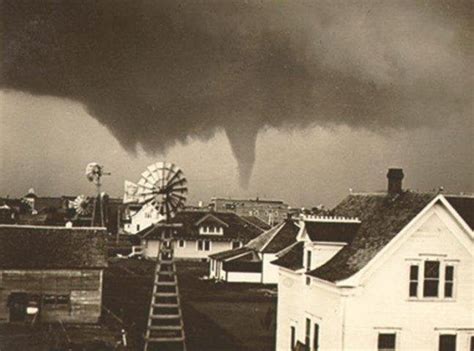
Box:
(209, 219), (300, 284)
(123, 203), (163, 234)
(273, 169), (473, 351)
(137, 211), (265, 260)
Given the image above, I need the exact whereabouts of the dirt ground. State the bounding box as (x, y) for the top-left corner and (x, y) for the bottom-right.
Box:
(0, 259), (277, 351)
(103, 259), (277, 351)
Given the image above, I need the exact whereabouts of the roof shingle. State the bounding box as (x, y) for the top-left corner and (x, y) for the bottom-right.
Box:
(308, 192), (434, 282)
(0, 225), (108, 269)
(271, 242), (304, 270)
(305, 221), (360, 244)
(138, 211), (263, 242)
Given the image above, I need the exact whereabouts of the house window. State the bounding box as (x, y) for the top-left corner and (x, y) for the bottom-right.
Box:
(409, 260), (456, 299)
(306, 277), (311, 286)
(197, 240), (211, 251)
(409, 265), (419, 297)
(306, 250), (312, 271)
(378, 333), (396, 351)
(423, 261), (440, 297)
(136, 224), (140, 231)
(232, 241), (241, 249)
(290, 326), (296, 350)
(305, 318), (311, 350)
(313, 323), (319, 351)
(444, 265), (454, 298)
(439, 334), (456, 351)
(177, 240), (185, 248)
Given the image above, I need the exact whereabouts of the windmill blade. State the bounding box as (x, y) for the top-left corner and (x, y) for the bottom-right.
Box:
(147, 164), (160, 184)
(166, 177), (187, 190)
(170, 193), (187, 202)
(126, 162), (187, 219)
(165, 168), (183, 188)
(170, 187), (188, 195)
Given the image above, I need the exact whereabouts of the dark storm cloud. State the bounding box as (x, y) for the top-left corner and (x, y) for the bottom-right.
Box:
(1, 0), (472, 187)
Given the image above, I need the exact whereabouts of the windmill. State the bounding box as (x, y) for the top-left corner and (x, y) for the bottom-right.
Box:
(85, 162), (110, 227)
(125, 162), (188, 351)
(71, 195), (91, 216)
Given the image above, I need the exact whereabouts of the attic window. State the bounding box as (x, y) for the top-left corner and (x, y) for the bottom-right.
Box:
(408, 259), (456, 300)
(423, 261), (440, 297)
(199, 225), (223, 235)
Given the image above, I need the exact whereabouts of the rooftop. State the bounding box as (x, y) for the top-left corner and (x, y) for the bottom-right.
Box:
(307, 192), (436, 282)
(0, 225), (108, 269)
(138, 210), (263, 241)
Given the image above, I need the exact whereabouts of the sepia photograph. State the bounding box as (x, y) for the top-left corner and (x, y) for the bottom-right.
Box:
(0, 0), (472, 350)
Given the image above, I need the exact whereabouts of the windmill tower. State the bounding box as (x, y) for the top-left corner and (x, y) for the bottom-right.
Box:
(124, 162), (188, 351)
(85, 163), (110, 227)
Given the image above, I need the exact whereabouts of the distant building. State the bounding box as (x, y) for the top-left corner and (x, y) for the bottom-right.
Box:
(123, 203), (164, 234)
(273, 169), (474, 351)
(209, 218), (300, 284)
(137, 211), (266, 260)
(0, 225), (107, 324)
(0, 191), (123, 233)
(210, 197), (290, 225)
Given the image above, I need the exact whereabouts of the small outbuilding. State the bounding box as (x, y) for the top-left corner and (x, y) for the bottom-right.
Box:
(209, 218), (300, 284)
(0, 225), (107, 324)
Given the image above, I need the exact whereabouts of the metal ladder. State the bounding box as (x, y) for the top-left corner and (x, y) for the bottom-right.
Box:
(144, 225), (186, 351)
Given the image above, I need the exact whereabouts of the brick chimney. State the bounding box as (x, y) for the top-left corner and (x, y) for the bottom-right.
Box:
(387, 168), (404, 194)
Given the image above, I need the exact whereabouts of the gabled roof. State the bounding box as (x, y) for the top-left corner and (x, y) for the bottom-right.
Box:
(208, 246), (252, 260)
(0, 225), (108, 269)
(271, 242), (304, 270)
(260, 220), (300, 253)
(305, 221), (360, 244)
(246, 220), (300, 253)
(195, 213), (229, 227)
(307, 192), (434, 282)
(445, 195), (474, 230)
(240, 215), (272, 231)
(138, 211), (263, 241)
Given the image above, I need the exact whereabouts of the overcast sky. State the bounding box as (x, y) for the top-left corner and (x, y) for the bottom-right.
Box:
(1, 0), (472, 207)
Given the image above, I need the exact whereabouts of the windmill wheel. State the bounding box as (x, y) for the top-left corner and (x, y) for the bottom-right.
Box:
(135, 162), (187, 219)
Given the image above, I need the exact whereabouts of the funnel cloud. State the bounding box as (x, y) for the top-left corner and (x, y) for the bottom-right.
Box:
(1, 0), (472, 187)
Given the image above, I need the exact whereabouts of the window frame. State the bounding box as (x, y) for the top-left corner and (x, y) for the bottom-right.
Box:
(232, 241), (241, 249)
(423, 260), (440, 298)
(444, 265), (455, 298)
(290, 325), (296, 351)
(197, 239), (211, 251)
(305, 318), (311, 351)
(377, 332), (396, 351)
(374, 329), (400, 351)
(313, 322), (320, 351)
(407, 259), (458, 301)
(306, 250), (312, 272)
(439, 333), (457, 351)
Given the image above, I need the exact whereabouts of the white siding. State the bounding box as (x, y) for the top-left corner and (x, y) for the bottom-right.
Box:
(226, 271), (262, 283)
(262, 253), (279, 284)
(276, 201), (473, 351)
(142, 239), (234, 260)
(343, 203), (473, 350)
(304, 242), (345, 271)
(276, 269), (344, 351)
